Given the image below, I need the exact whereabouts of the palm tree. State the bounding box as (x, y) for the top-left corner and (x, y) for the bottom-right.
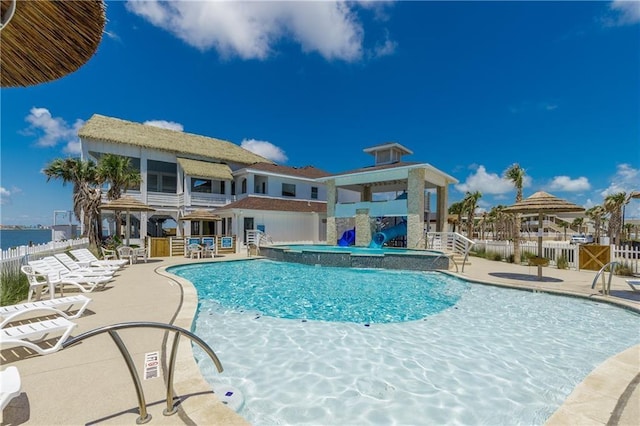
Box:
(97, 154), (142, 237)
(462, 191), (482, 239)
(604, 192), (628, 245)
(504, 163), (525, 263)
(448, 201), (465, 233)
(585, 205), (606, 243)
(571, 217), (584, 235)
(43, 158), (102, 246)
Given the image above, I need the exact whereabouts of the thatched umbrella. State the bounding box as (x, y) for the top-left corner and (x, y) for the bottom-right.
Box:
(503, 191), (585, 279)
(1, 0), (106, 87)
(179, 209), (222, 237)
(99, 196), (155, 246)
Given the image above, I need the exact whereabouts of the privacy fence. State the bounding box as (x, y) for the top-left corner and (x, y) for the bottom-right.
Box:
(473, 240), (639, 274)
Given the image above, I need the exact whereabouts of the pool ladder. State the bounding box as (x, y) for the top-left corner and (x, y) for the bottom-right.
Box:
(590, 261), (620, 295)
(62, 322), (223, 424)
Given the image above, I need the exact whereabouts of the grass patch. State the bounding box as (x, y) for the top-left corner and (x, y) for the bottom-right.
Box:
(1, 265), (28, 306)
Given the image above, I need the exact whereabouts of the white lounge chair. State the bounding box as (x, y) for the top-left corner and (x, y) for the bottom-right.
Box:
(0, 295), (91, 327)
(54, 253), (117, 276)
(0, 317), (77, 355)
(70, 248), (128, 269)
(41, 256), (115, 279)
(27, 260), (112, 295)
(625, 279), (640, 292)
(0, 366), (21, 410)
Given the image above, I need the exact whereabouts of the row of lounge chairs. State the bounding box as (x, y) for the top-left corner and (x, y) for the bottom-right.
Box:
(21, 248), (129, 301)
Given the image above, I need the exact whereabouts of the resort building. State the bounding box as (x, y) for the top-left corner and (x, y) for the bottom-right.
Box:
(78, 115), (356, 250)
(78, 115), (457, 252)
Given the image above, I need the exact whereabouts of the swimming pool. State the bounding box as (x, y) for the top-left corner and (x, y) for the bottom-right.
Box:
(168, 260), (640, 425)
(260, 244), (450, 271)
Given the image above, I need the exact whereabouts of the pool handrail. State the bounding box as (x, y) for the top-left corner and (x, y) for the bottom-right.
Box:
(62, 321), (223, 424)
(590, 261), (621, 295)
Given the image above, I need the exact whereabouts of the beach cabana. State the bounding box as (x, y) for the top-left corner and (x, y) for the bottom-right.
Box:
(504, 191), (584, 280)
(99, 196), (155, 246)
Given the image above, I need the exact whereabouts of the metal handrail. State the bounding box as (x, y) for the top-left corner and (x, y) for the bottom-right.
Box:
(590, 261), (620, 295)
(62, 322), (223, 424)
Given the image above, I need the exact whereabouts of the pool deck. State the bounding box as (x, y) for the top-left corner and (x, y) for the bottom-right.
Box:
(1, 253), (638, 425)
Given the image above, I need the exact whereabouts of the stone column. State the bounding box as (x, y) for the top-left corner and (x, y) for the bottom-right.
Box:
(326, 180), (337, 245)
(407, 168), (425, 248)
(437, 185), (448, 232)
(355, 208), (372, 247)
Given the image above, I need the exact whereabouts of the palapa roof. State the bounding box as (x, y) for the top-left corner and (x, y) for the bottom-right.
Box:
(215, 196), (326, 214)
(503, 191), (585, 214)
(79, 114), (273, 166)
(177, 158), (233, 181)
(179, 209), (222, 222)
(99, 196), (155, 212)
(1, 0), (106, 87)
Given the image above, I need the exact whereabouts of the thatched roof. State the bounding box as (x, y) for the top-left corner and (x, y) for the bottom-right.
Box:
(79, 114), (273, 166)
(99, 196), (155, 212)
(1, 0), (105, 87)
(177, 158), (233, 181)
(503, 191), (585, 214)
(179, 209), (222, 222)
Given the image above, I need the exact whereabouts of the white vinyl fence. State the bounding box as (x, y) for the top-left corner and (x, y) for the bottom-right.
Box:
(473, 240), (639, 272)
(0, 237), (90, 273)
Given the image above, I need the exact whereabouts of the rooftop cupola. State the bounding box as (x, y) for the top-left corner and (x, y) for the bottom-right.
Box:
(363, 142), (413, 166)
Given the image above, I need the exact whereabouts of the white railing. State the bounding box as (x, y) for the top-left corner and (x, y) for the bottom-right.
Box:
(190, 193), (234, 207)
(0, 237), (90, 271)
(612, 245), (640, 275)
(425, 232), (474, 256)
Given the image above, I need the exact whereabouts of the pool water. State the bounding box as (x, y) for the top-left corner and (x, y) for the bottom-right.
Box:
(168, 260), (640, 426)
(174, 260), (467, 323)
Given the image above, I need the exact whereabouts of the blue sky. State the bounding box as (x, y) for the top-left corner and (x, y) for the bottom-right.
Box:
(1, 0), (639, 226)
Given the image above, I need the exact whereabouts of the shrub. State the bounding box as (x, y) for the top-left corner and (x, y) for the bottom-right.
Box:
(0, 265), (28, 306)
(492, 252), (503, 261)
(507, 254), (515, 264)
(556, 254), (569, 270)
(614, 262), (635, 277)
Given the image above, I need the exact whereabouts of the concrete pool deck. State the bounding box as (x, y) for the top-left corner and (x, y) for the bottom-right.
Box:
(1, 253), (638, 425)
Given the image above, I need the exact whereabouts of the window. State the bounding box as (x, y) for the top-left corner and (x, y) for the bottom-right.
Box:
(191, 178), (212, 193)
(282, 183), (296, 197)
(311, 186), (318, 200)
(147, 160), (176, 193)
(241, 178), (247, 194)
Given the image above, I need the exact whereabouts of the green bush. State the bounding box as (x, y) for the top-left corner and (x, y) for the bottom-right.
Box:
(556, 254), (569, 270)
(614, 261), (635, 277)
(491, 252), (503, 261)
(1, 265), (28, 306)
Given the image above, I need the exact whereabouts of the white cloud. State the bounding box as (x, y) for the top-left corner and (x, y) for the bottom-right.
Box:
(549, 176), (591, 192)
(0, 187), (11, 205)
(372, 34), (397, 58)
(608, 0), (640, 26)
(125, 0), (394, 62)
(600, 163), (640, 197)
(23, 108), (84, 153)
(454, 165), (527, 195)
(240, 138), (288, 163)
(144, 120), (184, 131)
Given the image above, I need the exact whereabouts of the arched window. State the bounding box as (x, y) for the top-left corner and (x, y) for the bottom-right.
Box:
(241, 178), (247, 194)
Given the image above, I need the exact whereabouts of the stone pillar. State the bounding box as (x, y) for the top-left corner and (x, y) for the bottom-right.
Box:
(437, 185), (448, 232)
(407, 168), (425, 248)
(326, 180), (337, 245)
(355, 208), (372, 247)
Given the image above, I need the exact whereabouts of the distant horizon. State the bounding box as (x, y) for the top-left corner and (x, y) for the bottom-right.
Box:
(2, 1), (638, 225)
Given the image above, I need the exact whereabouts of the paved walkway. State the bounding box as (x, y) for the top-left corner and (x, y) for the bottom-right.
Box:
(1, 253), (638, 425)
